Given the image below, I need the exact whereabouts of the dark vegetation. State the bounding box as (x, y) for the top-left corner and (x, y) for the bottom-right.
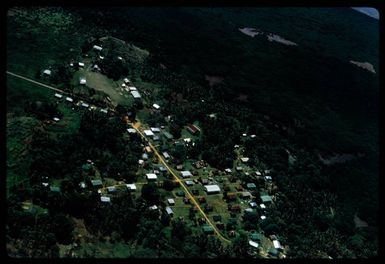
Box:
(7, 7), (378, 258)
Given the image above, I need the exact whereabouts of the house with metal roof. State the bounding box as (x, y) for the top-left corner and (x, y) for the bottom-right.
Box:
(146, 173), (157, 181)
(126, 184), (137, 191)
(204, 185), (221, 194)
(165, 206), (174, 215)
(181, 171), (192, 178)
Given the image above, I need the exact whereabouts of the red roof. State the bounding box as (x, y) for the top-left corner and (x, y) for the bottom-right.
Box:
(187, 124), (200, 134)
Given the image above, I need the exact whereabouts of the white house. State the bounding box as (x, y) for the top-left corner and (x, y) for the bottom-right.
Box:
(181, 171), (192, 178)
(153, 103), (160, 110)
(143, 130), (155, 137)
(241, 157), (250, 163)
(249, 240), (259, 249)
(167, 198), (175, 205)
(150, 127), (161, 133)
(53, 117), (60, 122)
(127, 128), (137, 133)
(165, 206), (174, 215)
(273, 240), (282, 249)
(146, 173), (157, 181)
(131, 90), (141, 99)
(100, 196), (111, 203)
(79, 77), (86, 85)
(128, 86), (137, 91)
(54, 93), (63, 99)
(66, 97), (73, 102)
(162, 152), (170, 159)
(100, 108), (108, 114)
(78, 62), (85, 67)
(126, 183), (137, 191)
(124, 78), (130, 84)
(81, 102), (89, 108)
(204, 185), (221, 194)
(43, 69), (51, 76)
(93, 45), (103, 51)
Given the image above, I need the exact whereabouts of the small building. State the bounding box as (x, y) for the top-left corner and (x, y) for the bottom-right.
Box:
(127, 128), (136, 133)
(185, 180), (194, 186)
(260, 194), (273, 204)
(225, 168), (232, 173)
(181, 171), (192, 178)
(126, 184), (137, 191)
(268, 248), (278, 257)
(249, 240), (259, 249)
(50, 186), (60, 192)
(249, 202), (258, 208)
(202, 179), (209, 185)
(65, 97), (73, 103)
(148, 205), (157, 210)
(78, 62), (85, 67)
(43, 69), (51, 76)
(151, 127), (161, 133)
(159, 166), (167, 172)
(152, 103), (160, 110)
(165, 206), (174, 216)
(93, 45), (103, 51)
(163, 132), (174, 141)
(236, 166), (243, 172)
(250, 232), (263, 242)
(204, 185), (221, 194)
(145, 146), (152, 153)
(100, 108), (108, 114)
(146, 173), (157, 181)
(176, 190), (185, 197)
(230, 205), (241, 213)
(273, 240), (282, 250)
(53, 117), (60, 122)
(241, 157), (250, 163)
(153, 135), (160, 141)
(183, 138), (192, 144)
(81, 102), (89, 108)
(176, 164), (184, 170)
(255, 171), (262, 176)
(91, 179), (103, 187)
(142, 153), (148, 160)
(162, 152), (170, 159)
(128, 86), (137, 91)
(167, 198), (175, 205)
(54, 93), (63, 99)
(130, 90), (141, 99)
(227, 192), (237, 201)
(260, 203), (266, 209)
(79, 182), (86, 189)
(79, 77), (87, 85)
(260, 215), (267, 220)
(241, 191), (252, 199)
(202, 225), (214, 234)
(265, 176), (273, 182)
(143, 130), (155, 137)
(107, 186), (116, 193)
(123, 78), (130, 84)
(100, 196), (111, 203)
(186, 124), (200, 135)
(246, 183), (257, 190)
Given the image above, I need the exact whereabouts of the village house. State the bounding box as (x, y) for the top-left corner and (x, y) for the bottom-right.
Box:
(186, 124), (200, 135)
(146, 173), (157, 181)
(143, 130), (155, 137)
(165, 206), (174, 216)
(43, 69), (51, 76)
(93, 45), (103, 51)
(163, 131), (174, 141)
(181, 170), (192, 178)
(54, 93), (63, 99)
(204, 185), (220, 194)
(167, 198), (175, 205)
(91, 179), (103, 187)
(126, 184), (137, 191)
(130, 90), (141, 99)
(79, 77), (87, 85)
(152, 103), (160, 110)
(100, 196), (111, 203)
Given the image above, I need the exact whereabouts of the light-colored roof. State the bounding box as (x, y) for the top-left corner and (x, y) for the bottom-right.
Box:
(43, 69), (51, 75)
(204, 185), (221, 193)
(167, 198), (175, 204)
(181, 171), (192, 178)
(225, 168), (232, 173)
(150, 127), (161, 133)
(273, 240), (281, 249)
(138, 159), (144, 165)
(128, 86), (137, 91)
(81, 103), (89, 108)
(93, 45), (103, 51)
(78, 62), (85, 67)
(260, 215), (266, 220)
(107, 186), (116, 192)
(53, 117), (60, 122)
(79, 77), (86, 84)
(54, 93), (63, 98)
(126, 184), (137, 190)
(100, 108), (108, 114)
(100, 196), (111, 202)
(143, 130), (155, 136)
(183, 138), (192, 143)
(146, 173), (157, 180)
(162, 152), (170, 158)
(185, 180), (194, 185)
(260, 195), (272, 203)
(149, 205), (158, 210)
(241, 157), (250, 163)
(66, 97), (73, 102)
(127, 128), (137, 133)
(249, 240), (259, 248)
(166, 206), (173, 214)
(153, 103), (160, 109)
(130, 90), (141, 98)
(255, 171), (262, 176)
(260, 203), (266, 209)
(124, 78), (130, 83)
